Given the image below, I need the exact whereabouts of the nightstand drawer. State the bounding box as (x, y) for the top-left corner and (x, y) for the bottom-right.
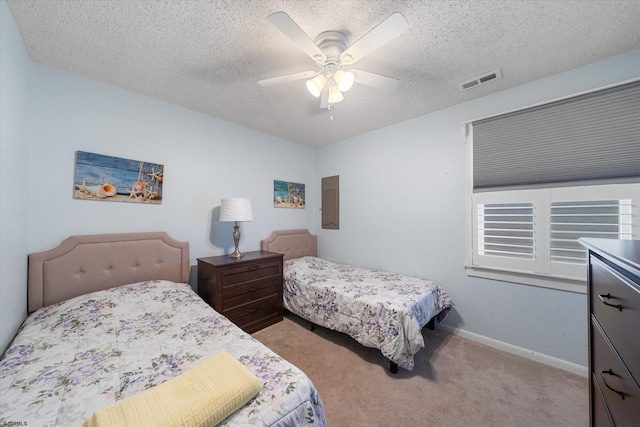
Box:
(219, 260), (281, 286)
(223, 294), (281, 329)
(222, 276), (280, 309)
(591, 256), (640, 383)
(197, 251), (284, 333)
(592, 317), (640, 424)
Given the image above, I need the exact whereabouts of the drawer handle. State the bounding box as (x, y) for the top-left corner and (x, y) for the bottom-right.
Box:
(247, 265), (260, 271)
(247, 287), (258, 293)
(598, 293), (622, 311)
(600, 369), (626, 400)
(247, 308), (259, 314)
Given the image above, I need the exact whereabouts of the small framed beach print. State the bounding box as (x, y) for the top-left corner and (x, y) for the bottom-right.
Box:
(73, 151), (164, 204)
(273, 180), (305, 209)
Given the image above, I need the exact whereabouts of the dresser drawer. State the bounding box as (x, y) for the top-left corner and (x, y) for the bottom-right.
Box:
(223, 294), (282, 330)
(592, 375), (614, 427)
(221, 276), (280, 309)
(592, 318), (640, 425)
(219, 259), (281, 287)
(590, 255), (640, 384)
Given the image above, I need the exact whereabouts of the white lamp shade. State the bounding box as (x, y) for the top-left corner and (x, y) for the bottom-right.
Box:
(220, 198), (253, 222)
(328, 84), (344, 104)
(306, 75), (327, 97)
(335, 70), (355, 92)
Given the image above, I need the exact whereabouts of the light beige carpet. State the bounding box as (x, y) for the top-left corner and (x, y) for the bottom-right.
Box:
(252, 313), (588, 426)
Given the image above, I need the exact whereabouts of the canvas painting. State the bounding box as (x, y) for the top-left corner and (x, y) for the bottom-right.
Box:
(74, 151), (164, 204)
(274, 180), (305, 209)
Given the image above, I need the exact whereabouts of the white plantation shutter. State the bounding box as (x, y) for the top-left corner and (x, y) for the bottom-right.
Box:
(550, 199), (632, 265)
(472, 190), (543, 273)
(477, 202), (534, 260)
(471, 186), (640, 286)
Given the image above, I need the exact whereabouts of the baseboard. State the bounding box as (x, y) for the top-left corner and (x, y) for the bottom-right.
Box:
(437, 324), (588, 378)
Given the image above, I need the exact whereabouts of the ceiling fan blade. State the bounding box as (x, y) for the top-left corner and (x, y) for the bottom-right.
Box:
(268, 11), (326, 64)
(258, 70), (318, 87)
(340, 12), (408, 65)
(353, 70), (400, 91)
(320, 84), (329, 109)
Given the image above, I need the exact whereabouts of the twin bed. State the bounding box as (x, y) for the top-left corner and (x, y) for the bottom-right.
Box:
(261, 229), (454, 373)
(0, 232), (324, 426)
(0, 229), (453, 425)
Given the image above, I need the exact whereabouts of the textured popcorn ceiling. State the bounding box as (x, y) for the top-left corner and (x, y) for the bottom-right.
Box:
(7, 0), (640, 147)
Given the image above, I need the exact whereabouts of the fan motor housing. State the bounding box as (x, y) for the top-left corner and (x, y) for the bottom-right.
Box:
(314, 31), (349, 63)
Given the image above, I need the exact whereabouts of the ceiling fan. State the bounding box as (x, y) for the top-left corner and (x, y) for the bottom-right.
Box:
(258, 11), (409, 109)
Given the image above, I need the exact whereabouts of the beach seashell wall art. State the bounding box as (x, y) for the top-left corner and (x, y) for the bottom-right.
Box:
(273, 180), (305, 209)
(73, 151), (164, 204)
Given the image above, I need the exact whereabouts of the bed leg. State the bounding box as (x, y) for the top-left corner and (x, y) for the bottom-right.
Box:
(310, 323), (315, 332)
(390, 361), (398, 374)
(427, 317), (435, 330)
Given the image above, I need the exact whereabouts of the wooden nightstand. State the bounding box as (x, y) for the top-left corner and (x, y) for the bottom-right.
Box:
(197, 251), (283, 333)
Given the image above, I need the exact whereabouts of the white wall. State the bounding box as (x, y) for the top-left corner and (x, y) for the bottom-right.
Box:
(316, 48), (640, 370)
(0, 0), (32, 352)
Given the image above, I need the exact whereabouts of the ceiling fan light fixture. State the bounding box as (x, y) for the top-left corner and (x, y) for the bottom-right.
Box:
(328, 84), (344, 104)
(261, 11), (409, 109)
(335, 70), (355, 92)
(306, 75), (327, 97)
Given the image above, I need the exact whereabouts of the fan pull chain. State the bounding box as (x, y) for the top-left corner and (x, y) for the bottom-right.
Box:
(329, 104), (334, 121)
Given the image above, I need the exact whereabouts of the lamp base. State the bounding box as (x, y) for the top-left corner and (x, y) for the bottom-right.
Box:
(229, 249), (243, 258)
(230, 222), (243, 258)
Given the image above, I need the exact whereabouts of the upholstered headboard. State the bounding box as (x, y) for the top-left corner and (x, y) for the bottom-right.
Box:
(28, 232), (189, 312)
(260, 229), (317, 261)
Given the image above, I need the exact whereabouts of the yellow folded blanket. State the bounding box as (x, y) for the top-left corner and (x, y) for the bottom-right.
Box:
(83, 351), (261, 427)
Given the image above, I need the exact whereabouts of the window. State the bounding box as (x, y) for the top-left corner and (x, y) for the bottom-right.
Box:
(549, 199), (632, 265)
(466, 80), (640, 293)
(470, 185), (639, 292)
(479, 202), (534, 259)
(474, 190), (540, 274)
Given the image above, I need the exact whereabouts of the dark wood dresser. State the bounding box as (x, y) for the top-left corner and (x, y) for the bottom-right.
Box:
(197, 251), (284, 333)
(580, 238), (640, 426)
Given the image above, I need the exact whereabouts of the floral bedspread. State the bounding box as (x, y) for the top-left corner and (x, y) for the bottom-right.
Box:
(283, 256), (454, 370)
(0, 280), (325, 427)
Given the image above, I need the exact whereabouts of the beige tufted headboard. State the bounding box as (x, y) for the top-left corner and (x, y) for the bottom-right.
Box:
(260, 229), (317, 261)
(28, 232), (189, 312)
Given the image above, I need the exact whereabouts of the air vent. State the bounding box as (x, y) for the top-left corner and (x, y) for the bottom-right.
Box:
(458, 69), (502, 91)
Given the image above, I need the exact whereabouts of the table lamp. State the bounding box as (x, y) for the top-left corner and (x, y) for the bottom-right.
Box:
(219, 198), (253, 258)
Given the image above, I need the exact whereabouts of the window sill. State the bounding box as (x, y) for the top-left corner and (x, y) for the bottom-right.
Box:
(465, 265), (587, 294)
